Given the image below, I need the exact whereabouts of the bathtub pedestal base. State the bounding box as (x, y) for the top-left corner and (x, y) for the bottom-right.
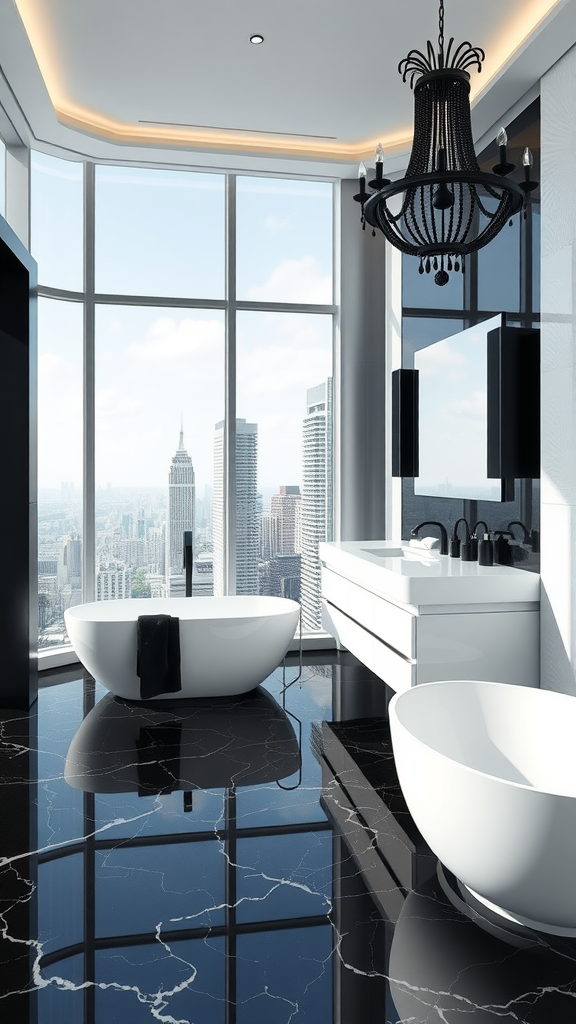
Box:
(439, 862), (576, 938)
(437, 863), (576, 944)
(462, 883), (576, 938)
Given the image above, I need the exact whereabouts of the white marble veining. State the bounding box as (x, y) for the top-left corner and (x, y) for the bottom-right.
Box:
(2, 662), (576, 1022)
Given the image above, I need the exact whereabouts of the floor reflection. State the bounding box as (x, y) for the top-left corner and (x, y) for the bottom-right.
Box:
(0, 653), (574, 1022)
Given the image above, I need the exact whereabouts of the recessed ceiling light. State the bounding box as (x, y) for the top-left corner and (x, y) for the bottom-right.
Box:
(250, 34), (264, 45)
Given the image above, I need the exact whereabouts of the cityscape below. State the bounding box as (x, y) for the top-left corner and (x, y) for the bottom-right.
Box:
(38, 379), (333, 649)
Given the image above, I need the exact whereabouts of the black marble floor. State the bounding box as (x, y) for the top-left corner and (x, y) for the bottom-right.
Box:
(1, 653), (576, 1023)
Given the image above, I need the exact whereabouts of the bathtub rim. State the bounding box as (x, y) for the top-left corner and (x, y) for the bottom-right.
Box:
(65, 595), (301, 624)
(389, 678), (576, 802)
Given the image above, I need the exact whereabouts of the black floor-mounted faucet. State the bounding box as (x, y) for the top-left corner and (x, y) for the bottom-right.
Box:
(410, 520), (449, 555)
(183, 531), (193, 597)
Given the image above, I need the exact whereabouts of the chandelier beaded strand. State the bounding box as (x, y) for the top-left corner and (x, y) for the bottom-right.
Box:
(355, 0), (532, 285)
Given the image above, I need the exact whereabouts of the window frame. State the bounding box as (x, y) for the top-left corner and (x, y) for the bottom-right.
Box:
(34, 157), (339, 663)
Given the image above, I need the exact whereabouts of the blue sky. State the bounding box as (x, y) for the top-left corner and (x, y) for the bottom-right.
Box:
(33, 153), (333, 492)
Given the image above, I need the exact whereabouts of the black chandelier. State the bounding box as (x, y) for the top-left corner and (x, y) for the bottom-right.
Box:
(354, 0), (537, 285)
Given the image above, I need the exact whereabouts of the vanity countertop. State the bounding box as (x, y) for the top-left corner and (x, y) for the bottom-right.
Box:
(319, 540), (540, 609)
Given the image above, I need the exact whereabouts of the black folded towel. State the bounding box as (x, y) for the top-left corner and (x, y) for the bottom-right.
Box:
(136, 614), (182, 700)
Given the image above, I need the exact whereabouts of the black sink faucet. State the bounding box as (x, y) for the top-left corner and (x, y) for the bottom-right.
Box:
(410, 521), (449, 555)
(508, 520), (530, 543)
(450, 518), (470, 558)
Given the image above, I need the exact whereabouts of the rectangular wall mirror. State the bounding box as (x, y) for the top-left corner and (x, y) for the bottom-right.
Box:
(410, 315), (539, 502)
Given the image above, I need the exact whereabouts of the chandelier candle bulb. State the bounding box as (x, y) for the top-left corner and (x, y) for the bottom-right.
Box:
(375, 142), (384, 182)
(493, 126), (515, 176)
(520, 148), (539, 195)
(368, 144), (390, 190)
(497, 126), (508, 161)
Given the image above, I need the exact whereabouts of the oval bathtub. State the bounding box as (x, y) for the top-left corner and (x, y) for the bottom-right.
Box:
(65, 596), (300, 700)
(389, 680), (576, 934)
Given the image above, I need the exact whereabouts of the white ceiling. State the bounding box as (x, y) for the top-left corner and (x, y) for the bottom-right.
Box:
(0, 0), (574, 175)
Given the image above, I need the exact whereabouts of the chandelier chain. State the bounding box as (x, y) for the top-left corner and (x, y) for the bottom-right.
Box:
(438, 0), (445, 66)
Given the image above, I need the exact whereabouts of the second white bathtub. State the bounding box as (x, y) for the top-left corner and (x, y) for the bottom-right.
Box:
(390, 679), (576, 934)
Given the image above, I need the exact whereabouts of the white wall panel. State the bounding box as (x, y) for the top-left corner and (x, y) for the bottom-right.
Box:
(541, 41), (576, 693)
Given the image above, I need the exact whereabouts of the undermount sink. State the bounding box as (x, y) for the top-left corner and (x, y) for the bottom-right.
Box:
(362, 546), (405, 558)
(361, 546), (438, 561)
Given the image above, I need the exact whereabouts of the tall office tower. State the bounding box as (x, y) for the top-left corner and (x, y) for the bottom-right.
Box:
(300, 379), (333, 631)
(167, 427), (195, 593)
(259, 512), (279, 561)
(213, 419), (259, 596)
(270, 486), (301, 555)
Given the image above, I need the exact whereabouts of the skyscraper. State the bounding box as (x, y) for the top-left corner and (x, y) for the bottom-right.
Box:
(213, 419), (259, 596)
(270, 485), (301, 555)
(259, 512), (279, 561)
(167, 426), (195, 595)
(301, 379), (333, 631)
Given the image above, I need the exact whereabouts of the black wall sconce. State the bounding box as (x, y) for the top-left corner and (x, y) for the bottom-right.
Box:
(392, 369), (419, 477)
(487, 325), (540, 480)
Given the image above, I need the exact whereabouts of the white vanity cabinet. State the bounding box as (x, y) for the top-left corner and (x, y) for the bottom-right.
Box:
(320, 541), (540, 693)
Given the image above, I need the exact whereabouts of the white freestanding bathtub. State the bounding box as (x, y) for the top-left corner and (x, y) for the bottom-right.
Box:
(389, 680), (576, 934)
(65, 596), (300, 700)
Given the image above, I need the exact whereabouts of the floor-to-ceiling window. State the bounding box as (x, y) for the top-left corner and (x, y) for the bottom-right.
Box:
(32, 152), (85, 648)
(33, 156), (336, 652)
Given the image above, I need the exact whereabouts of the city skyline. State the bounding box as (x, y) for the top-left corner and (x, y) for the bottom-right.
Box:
(38, 373), (334, 645)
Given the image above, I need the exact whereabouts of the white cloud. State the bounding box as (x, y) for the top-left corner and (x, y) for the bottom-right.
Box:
(247, 256), (332, 304)
(447, 390), (487, 421)
(238, 344), (330, 398)
(262, 214), (294, 231)
(127, 317), (223, 362)
(416, 339), (466, 376)
(96, 388), (143, 421)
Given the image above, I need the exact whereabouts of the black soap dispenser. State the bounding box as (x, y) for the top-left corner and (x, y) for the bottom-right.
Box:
(493, 531), (514, 566)
(478, 533), (494, 566)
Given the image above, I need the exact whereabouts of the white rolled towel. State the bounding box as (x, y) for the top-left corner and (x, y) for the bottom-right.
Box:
(409, 536), (440, 550)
